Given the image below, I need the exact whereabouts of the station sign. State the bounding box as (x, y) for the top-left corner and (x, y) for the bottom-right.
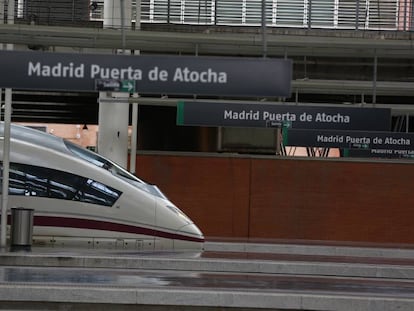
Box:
(177, 101), (391, 131)
(345, 148), (414, 159)
(285, 129), (414, 150)
(0, 50), (292, 97)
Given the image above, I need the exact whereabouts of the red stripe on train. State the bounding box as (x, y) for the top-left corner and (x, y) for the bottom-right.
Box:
(33, 216), (204, 243)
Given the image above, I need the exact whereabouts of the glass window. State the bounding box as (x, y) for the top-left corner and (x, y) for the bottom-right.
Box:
(9, 169), (26, 195)
(25, 172), (48, 197)
(64, 140), (168, 200)
(0, 163), (122, 207)
(75, 179), (121, 206)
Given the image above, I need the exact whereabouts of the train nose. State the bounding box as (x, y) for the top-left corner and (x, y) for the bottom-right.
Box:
(156, 200), (204, 249)
(174, 223), (204, 251)
(177, 223), (205, 245)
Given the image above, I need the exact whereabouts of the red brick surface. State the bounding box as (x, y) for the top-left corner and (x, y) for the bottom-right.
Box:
(136, 154), (250, 237)
(136, 154), (414, 244)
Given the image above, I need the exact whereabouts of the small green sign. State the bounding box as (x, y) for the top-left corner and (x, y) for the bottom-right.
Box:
(120, 80), (135, 93)
(95, 79), (135, 93)
(177, 101), (185, 125)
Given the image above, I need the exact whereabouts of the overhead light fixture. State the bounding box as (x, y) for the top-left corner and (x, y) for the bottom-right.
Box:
(82, 124), (88, 131)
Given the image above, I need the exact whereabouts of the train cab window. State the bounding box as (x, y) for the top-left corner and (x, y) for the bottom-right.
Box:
(64, 140), (110, 169)
(25, 172), (48, 197)
(75, 179), (121, 206)
(64, 140), (167, 199)
(0, 163), (121, 207)
(9, 169), (26, 195)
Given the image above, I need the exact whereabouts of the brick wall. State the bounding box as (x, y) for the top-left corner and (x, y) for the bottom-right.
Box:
(136, 154), (414, 244)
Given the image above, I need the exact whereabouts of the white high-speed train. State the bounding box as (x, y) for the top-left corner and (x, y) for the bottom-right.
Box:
(0, 123), (204, 250)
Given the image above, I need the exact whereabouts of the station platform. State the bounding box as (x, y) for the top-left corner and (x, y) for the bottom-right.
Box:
(1, 240), (414, 310)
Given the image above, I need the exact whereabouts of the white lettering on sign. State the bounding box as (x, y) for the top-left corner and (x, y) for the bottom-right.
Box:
(372, 149), (393, 154)
(224, 110), (260, 120)
(173, 67), (227, 83)
(384, 137), (410, 145)
(28, 62), (84, 78)
(90, 64), (142, 80)
(27, 62), (231, 85)
(315, 113), (350, 123)
(263, 111), (296, 122)
(345, 136), (370, 144)
(317, 135), (344, 143)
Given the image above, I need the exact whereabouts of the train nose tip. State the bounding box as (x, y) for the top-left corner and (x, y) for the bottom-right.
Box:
(178, 223), (205, 242)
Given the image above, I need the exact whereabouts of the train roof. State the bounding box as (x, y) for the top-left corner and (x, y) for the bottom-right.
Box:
(0, 123), (170, 200)
(0, 122), (68, 154)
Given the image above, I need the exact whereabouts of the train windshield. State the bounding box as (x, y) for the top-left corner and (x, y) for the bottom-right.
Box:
(64, 141), (168, 200)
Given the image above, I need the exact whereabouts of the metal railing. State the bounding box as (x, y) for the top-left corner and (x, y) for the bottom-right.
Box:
(5, 0), (412, 31)
(137, 0), (413, 31)
(13, 0), (90, 25)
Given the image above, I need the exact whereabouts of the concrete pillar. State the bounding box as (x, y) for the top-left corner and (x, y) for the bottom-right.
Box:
(103, 0), (132, 29)
(135, 0), (141, 30)
(98, 0), (133, 168)
(98, 92), (129, 168)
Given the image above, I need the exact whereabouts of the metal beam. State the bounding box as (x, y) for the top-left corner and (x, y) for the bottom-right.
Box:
(0, 24), (413, 58)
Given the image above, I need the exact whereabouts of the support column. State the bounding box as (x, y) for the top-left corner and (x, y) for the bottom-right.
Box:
(103, 0), (132, 30)
(130, 101), (138, 174)
(98, 0), (133, 168)
(134, 0), (141, 30)
(1, 89), (11, 248)
(98, 92), (129, 168)
(129, 0), (140, 173)
(0, 0), (14, 249)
